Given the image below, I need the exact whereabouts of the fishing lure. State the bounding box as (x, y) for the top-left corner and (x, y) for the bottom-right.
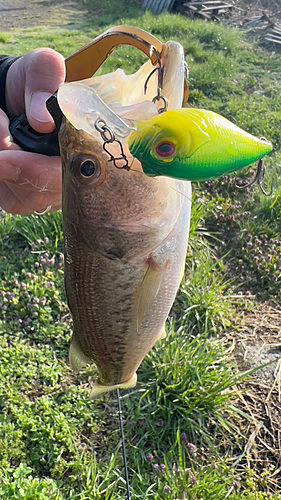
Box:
(127, 108), (273, 181)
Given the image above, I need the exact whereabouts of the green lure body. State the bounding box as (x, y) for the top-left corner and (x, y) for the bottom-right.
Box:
(127, 108), (273, 181)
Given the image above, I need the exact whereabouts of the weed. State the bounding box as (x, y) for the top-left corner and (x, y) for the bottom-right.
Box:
(126, 323), (250, 451)
(179, 249), (237, 334)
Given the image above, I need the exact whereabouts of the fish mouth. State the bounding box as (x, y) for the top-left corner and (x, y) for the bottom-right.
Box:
(58, 41), (187, 146)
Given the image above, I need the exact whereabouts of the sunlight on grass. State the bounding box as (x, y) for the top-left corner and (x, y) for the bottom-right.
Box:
(127, 323), (252, 447)
(179, 249), (237, 333)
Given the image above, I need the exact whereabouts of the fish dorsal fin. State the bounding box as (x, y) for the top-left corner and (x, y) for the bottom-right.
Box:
(136, 259), (165, 330)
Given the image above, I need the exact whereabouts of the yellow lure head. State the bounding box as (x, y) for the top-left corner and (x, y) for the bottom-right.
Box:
(128, 108), (273, 181)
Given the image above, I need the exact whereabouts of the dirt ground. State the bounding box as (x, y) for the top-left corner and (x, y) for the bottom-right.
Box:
(0, 0), (86, 31)
(0, 0), (280, 492)
(226, 300), (281, 492)
(239, 0), (281, 13)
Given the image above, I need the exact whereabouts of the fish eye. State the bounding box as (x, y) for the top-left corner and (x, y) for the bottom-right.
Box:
(80, 160), (96, 177)
(72, 154), (101, 183)
(155, 141), (175, 158)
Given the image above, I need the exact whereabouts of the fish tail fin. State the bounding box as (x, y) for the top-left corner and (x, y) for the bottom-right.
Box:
(69, 338), (91, 373)
(89, 373), (137, 399)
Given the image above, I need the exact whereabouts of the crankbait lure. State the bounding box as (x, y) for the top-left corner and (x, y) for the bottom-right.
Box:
(127, 108), (273, 181)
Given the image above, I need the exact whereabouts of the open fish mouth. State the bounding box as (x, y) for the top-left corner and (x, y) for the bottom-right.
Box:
(58, 40), (186, 145)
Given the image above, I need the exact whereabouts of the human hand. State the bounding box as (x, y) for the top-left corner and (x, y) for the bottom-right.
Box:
(0, 48), (65, 215)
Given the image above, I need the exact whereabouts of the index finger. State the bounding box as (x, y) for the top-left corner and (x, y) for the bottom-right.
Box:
(0, 150), (62, 192)
(0, 109), (22, 151)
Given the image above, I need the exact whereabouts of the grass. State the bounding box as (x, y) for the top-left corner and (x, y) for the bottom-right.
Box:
(127, 325), (253, 447)
(1, 1), (281, 498)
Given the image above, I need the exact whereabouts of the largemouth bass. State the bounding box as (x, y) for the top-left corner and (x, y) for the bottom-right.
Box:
(58, 41), (192, 397)
(59, 121), (191, 397)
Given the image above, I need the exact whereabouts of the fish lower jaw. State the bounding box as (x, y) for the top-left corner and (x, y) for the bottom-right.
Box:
(89, 373), (137, 399)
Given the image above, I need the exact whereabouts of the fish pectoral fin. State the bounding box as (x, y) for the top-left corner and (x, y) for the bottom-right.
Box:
(136, 260), (166, 330)
(157, 323), (166, 340)
(89, 373), (137, 399)
(69, 338), (91, 373)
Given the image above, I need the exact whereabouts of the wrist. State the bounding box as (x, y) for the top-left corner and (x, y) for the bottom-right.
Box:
(0, 56), (22, 115)
(4, 56), (24, 116)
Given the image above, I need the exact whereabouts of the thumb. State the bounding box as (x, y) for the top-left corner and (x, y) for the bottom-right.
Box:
(5, 48), (65, 133)
(25, 48), (65, 134)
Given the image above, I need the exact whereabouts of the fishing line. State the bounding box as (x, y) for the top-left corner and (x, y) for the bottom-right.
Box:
(154, 177), (192, 203)
(117, 388), (131, 500)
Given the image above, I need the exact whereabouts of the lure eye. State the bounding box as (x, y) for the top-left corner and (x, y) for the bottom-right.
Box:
(72, 154), (101, 184)
(155, 141), (175, 158)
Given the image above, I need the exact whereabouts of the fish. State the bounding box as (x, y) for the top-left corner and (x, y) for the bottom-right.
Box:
(59, 118), (191, 397)
(58, 40), (192, 397)
(127, 108), (273, 181)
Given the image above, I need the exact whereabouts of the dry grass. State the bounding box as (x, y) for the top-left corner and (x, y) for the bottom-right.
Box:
(225, 301), (281, 492)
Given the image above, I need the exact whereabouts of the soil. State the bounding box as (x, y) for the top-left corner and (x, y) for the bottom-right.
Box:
(0, 0), (280, 493)
(238, 0), (281, 14)
(226, 300), (281, 491)
(0, 0), (87, 31)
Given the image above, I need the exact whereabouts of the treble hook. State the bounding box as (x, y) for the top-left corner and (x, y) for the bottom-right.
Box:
(144, 66), (158, 95)
(236, 159), (273, 197)
(143, 46), (168, 113)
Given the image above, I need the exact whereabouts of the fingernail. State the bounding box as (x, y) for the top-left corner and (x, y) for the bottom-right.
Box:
(0, 161), (21, 181)
(29, 92), (53, 123)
